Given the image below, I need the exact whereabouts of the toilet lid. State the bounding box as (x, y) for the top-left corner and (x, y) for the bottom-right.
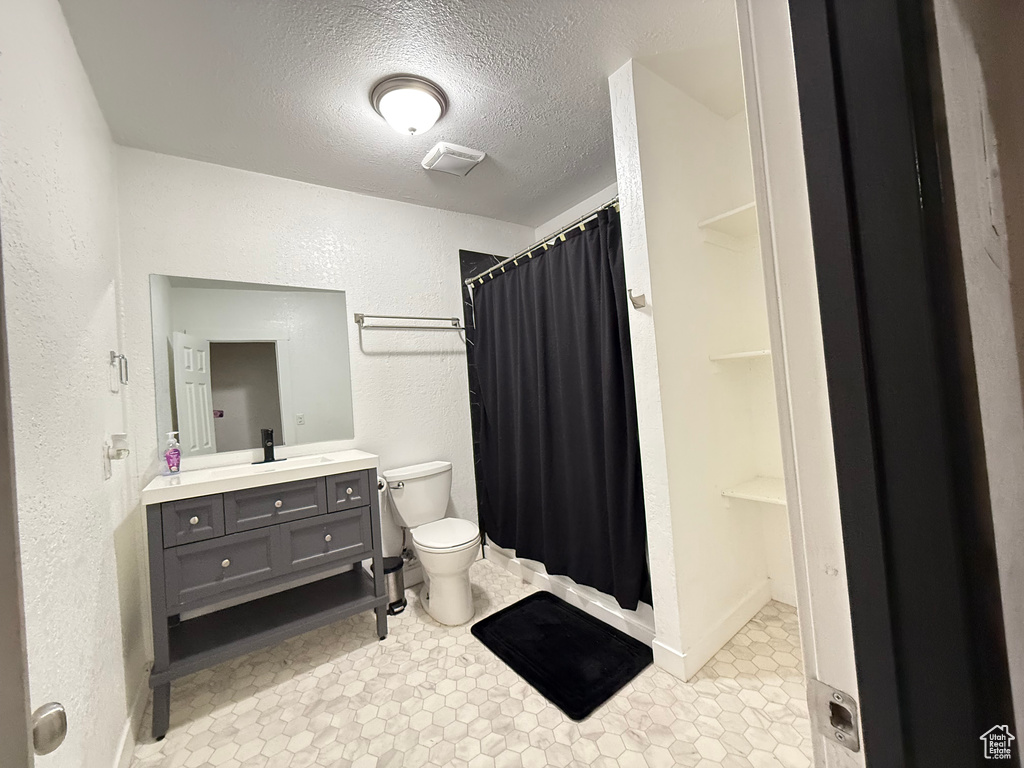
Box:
(412, 518), (480, 550)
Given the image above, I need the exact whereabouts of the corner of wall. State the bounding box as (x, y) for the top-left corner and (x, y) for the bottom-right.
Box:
(609, 59), (685, 662)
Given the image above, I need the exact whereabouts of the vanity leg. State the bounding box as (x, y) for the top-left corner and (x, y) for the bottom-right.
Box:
(375, 605), (388, 640)
(152, 683), (171, 741)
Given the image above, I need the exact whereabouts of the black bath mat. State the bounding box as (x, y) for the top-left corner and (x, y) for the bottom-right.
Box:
(471, 591), (652, 720)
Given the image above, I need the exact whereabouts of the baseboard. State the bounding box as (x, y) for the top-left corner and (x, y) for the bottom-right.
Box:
(680, 579), (772, 680)
(484, 543), (655, 646)
(770, 576), (797, 608)
(652, 638), (688, 680)
(114, 671), (150, 768)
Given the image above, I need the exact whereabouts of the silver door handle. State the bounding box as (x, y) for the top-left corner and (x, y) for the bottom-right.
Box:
(33, 702), (67, 755)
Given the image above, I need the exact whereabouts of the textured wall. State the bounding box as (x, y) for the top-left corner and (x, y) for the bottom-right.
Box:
(0, 1), (137, 766)
(118, 148), (533, 565)
(609, 61), (685, 662)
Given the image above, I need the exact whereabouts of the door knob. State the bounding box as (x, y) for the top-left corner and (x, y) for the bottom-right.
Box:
(33, 702), (67, 756)
(325, 534), (332, 543)
(221, 559), (231, 568)
(345, 487), (353, 495)
(274, 500), (283, 508)
(189, 516), (199, 525)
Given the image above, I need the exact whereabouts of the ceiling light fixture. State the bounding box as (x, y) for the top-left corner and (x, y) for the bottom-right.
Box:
(371, 75), (448, 137)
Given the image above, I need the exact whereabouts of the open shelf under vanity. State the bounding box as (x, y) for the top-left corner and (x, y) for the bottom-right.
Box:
(157, 569), (379, 683)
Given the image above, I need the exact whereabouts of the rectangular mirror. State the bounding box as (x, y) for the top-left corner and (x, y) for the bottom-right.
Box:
(150, 276), (354, 457)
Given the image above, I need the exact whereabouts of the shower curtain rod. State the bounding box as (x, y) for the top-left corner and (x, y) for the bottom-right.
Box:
(464, 196), (620, 285)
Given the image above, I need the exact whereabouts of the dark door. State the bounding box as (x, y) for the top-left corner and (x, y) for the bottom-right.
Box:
(789, 0), (1017, 764)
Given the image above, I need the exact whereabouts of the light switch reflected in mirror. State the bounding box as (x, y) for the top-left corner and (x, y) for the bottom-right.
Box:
(149, 276), (355, 458)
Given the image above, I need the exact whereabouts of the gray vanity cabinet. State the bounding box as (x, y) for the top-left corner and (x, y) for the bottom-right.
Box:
(161, 495), (224, 547)
(224, 476), (327, 533)
(282, 508), (373, 573)
(145, 466), (388, 741)
(327, 470), (372, 511)
(165, 527), (276, 607)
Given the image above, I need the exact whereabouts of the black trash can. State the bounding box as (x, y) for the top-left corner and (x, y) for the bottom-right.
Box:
(375, 556), (406, 615)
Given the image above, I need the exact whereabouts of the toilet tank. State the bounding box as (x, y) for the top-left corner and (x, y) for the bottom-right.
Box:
(383, 461), (452, 528)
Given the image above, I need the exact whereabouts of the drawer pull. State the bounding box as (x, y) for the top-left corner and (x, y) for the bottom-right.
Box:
(274, 500), (283, 509)
(189, 516), (200, 526)
(221, 559), (231, 568)
(346, 487), (354, 495)
(325, 534), (332, 543)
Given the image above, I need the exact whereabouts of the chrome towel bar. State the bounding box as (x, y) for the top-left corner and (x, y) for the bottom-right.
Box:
(354, 313), (463, 331)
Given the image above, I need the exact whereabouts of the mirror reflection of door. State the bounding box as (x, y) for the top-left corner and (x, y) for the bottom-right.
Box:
(151, 276), (355, 456)
(208, 341), (284, 453)
(171, 331), (217, 456)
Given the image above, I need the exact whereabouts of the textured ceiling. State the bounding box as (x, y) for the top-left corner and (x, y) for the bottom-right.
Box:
(59, 0), (740, 226)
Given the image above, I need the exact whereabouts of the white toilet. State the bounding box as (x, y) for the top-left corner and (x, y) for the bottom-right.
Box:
(383, 460), (480, 626)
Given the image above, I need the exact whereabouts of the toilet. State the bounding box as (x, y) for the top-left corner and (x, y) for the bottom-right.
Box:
(383, 460), (480, 626)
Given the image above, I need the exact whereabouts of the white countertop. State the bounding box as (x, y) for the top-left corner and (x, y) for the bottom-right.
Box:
(141, 449), (379, 505)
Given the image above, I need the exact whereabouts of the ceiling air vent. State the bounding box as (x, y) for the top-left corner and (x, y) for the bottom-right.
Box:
(421, 142), (486, 177)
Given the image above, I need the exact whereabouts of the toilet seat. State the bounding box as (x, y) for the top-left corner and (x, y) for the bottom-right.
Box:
(411, 518), (480, 552)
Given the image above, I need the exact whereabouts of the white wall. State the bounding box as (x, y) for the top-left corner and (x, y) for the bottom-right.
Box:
(119, 148), (533, 561)
(532, 182), (619, 243)
(162, 285), (354, 448)
(0, 1), (143, 766)
(933, 0), (1024, 727)
(610, 61), (685, 670)
(615, 60), (793, 679)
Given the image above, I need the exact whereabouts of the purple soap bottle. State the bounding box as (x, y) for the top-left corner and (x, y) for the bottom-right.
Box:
(164, 431), (181, 475)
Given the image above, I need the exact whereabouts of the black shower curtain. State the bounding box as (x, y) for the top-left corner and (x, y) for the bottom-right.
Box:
(473, 208), (651, 610)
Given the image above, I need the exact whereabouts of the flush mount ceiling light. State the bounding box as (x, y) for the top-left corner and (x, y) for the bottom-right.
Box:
(371, 75), (448, 137)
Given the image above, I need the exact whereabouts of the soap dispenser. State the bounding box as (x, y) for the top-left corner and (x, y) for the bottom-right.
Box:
(163, 431), (181, 475)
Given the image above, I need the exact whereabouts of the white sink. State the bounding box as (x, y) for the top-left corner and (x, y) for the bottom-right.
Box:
(141, 449), (379, 505)
(208, 455), (334, 479)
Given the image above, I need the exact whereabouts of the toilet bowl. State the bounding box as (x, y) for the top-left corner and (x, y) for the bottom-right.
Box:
(383, 461), (479, 626)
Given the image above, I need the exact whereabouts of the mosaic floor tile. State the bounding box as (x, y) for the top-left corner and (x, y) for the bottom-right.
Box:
(132, 559), (813, 767)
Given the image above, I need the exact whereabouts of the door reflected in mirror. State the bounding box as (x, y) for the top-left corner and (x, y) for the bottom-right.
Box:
(150, 276), (354, 457)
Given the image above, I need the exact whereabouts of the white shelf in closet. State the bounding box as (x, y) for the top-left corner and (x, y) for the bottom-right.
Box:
(709, 349), (771, 362)
(698, 202), (758, 253)
(698, 202), (757, 236)
(722, 476), (787, 506)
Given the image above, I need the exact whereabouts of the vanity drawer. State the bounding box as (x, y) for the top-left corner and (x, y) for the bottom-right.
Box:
(161, 495), (224, 548)
(326, 470), (373, 513)
(224, 477), (327, 534)
(281, 507), (372, 573)
(164, 528), (276, 608)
